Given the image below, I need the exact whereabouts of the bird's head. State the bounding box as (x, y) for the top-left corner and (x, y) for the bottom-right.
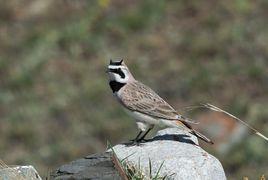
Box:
(106, 59), (134, 84)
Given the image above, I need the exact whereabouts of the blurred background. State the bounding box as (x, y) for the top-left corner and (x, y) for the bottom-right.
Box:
(0, 0), (267, 179)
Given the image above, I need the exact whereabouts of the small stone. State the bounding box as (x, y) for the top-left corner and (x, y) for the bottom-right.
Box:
(0, 165), (42, 180)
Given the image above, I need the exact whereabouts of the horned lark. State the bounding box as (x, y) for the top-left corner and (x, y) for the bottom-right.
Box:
(107, 59), (213, 144)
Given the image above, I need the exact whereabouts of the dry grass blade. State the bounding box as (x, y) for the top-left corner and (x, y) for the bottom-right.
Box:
(201, 103), (268, 142)
(0, 159), (9, 169)
(107, 141), (128, 180)
(181, 105), (205, 112)
(111, 154), (128, 180)
(181, 116), (200, 124)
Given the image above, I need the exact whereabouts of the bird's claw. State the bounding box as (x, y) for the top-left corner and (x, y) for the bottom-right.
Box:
(126, 138), (149, 146)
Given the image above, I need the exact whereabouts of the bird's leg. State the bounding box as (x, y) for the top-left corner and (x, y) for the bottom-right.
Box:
(137, 127), (153, 142)
(126, 131), (143, 146)
(130, 130), (143, 142)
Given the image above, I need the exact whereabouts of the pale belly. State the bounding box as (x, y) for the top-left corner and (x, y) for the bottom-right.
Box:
(124, 109), (178, 128)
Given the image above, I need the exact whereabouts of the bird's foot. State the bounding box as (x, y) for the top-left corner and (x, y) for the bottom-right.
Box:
(137, 138), (149, 143)
(126, 138), (149, 146)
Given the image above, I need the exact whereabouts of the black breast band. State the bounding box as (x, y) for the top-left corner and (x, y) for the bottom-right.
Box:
(109, 81), (126, 93)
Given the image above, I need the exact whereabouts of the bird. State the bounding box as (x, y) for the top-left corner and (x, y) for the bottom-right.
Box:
(107, 59), (213, 145)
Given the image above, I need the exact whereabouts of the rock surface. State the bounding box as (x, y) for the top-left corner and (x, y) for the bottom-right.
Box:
(51, 128), (226, 180)
(50, 152), (122, 180)
(112, 128), (226, 180)
(0, 165), (42, 180)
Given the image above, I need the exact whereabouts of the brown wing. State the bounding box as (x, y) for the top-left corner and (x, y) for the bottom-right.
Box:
(119, 81), (179, 120)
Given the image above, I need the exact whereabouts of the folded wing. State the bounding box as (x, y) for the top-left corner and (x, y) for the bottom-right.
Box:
(120, 81), (196, 124)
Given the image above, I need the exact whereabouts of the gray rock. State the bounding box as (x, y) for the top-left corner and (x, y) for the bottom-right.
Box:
(0, 165), (42, 180)
(50, 152), (122, 180)
(111, 128), (226, 180)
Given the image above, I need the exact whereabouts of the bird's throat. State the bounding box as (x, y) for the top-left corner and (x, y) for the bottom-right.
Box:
(109, 81), (126, 93)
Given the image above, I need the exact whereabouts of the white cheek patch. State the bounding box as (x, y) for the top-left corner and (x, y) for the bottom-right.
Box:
(108, 65), (124, 69)
(116, 74), (128, 83)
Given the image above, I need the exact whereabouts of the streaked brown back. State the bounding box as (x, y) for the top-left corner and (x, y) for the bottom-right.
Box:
(119, 81), (179, 120)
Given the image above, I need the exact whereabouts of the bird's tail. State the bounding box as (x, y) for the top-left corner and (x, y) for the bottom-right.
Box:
(191, 129), (214, 144)
(175, 120), (214, 144)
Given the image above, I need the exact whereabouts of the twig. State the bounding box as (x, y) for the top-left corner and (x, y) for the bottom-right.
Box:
(201, 103), (268, 142)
